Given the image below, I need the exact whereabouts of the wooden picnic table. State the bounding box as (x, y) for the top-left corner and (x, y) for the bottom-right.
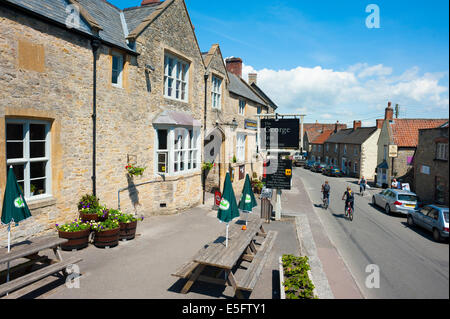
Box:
(0, 235), (82, 297)
(172, 213), (278, 298)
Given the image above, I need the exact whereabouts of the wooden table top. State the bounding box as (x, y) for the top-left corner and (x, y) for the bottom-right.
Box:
(193, 215), (263, 270)
(0, 236), (67, 265)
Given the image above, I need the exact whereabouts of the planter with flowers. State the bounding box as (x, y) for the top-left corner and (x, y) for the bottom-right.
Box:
(56, 220), (91, 251)
(79, 206), (109, 223)
(109, 210), (143, 241)
(78, 194), (106, 222)
(126, 164), (145, 178)
(90, 218), (120, 248)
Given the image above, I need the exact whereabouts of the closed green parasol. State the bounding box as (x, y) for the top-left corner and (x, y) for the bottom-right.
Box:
(217, 173), (239, 247)
(238, 174), (258, 226)
(1, 166), (32, 289)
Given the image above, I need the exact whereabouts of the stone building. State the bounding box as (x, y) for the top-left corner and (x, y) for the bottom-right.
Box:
(201, 44), (276, 195)
(308, 130), (334, 164)
(323, 121), (380, 180)
(375, 102), (448, 188)
(0, 0), (208, 244)
(413, 124), (449, 205)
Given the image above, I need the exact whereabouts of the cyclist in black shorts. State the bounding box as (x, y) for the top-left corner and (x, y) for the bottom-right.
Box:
(321, 181), (331, 208)
(342, 186), (354, 214)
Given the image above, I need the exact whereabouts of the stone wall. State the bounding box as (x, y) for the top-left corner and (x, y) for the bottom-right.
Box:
(414, 127), (449, 205)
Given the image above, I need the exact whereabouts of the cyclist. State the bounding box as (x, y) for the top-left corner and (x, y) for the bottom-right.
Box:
(358, 176), (367, 195)
(342, 186), (354, 214)
(321, 181), (331, 208)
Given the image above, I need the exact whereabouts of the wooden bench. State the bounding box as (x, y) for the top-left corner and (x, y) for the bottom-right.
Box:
(0, 235), (81, 297)
(234, 230), (277, 292)
(172, 260), (198, 279)
(0, 256), (82, 297)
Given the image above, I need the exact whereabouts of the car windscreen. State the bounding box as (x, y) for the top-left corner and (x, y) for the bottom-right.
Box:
(398, 194), (417, 202)
(444, 211), (449, 223)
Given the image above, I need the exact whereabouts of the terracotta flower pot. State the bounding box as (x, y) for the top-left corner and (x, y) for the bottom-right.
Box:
(93, 228), (120, 248)
(119, 220), (137, 241)
(58, 229), (91, 251)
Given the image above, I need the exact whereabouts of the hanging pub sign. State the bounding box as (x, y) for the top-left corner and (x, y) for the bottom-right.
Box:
(239, 165), (245, 180)
(260, 118), (299, 149)
(265, 159), (292, 190)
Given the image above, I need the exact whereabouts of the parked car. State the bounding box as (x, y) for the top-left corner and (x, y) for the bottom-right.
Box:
(304, 160), (315, 169)
(312, 163), (327, 173)
(407, 205), (449, 242)
(293, 152), (306, 167)
(372, 189), (419, 215)
(323, 165), (343, 177)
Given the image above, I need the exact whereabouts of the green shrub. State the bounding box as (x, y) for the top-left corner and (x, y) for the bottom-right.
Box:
(282, 254), (317, 299)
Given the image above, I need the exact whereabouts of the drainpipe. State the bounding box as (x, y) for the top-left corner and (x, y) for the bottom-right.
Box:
(202, 72), (209, 204)
(91, 38), (101, 196)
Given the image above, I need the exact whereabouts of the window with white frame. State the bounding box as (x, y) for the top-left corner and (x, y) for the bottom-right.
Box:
(6, 119), (51, 199)
(335, 144), (338, 153)
(155, 127), (199, 175)
(239, 99), (246, 115)
(211, 76), (222, 109)
(326, 144), (329, 152)
(112, 52), (124, 87)
(354, 146), (358, 155)
(236, 133), (246, 162)
(354, 162), (358, 173)
(436, 143), (448, 160)
(318, 145), (322, 152)
(344, 144), (347, 154)
(164, 54), (189, 101)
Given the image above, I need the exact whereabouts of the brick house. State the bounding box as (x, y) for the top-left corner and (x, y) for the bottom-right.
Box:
(302, 122), (346, 154)
(413, 123), (449, 205)
(0, 0), (209, 244)
(375, 102), (448, 188)
(201, 45), (276, 194)
(323, 121), (380, 180)
(308, 130), (334, 164)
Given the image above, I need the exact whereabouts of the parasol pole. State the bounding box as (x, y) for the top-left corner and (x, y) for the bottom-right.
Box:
(225, 223), (229, 248)
(6, 223), (11, 296)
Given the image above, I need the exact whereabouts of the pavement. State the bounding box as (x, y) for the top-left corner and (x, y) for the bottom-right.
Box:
(1, 172), (369, 299)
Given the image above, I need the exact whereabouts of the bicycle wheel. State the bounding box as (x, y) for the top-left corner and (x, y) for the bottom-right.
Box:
(349, 209), (353, 221)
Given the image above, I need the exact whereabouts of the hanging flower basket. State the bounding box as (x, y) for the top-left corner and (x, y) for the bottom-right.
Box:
(126, 164), (145, 177)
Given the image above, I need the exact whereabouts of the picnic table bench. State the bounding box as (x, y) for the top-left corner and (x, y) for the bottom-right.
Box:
(172, 214), (278, 298)
(0, 235), (82, 297)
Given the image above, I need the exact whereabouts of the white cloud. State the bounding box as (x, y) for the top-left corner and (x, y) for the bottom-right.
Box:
(242, 63), (449, 124)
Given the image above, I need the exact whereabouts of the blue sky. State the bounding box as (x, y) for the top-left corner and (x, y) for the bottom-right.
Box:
(110, 0), (449, 125)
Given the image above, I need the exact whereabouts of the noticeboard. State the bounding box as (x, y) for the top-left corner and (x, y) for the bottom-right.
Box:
(261, 118), (299, 149)
(265, 159), (292, 190)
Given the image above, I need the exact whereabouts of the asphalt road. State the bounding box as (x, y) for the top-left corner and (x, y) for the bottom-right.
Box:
(295, 166), (449, 299)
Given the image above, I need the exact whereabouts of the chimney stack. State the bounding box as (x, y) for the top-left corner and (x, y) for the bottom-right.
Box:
(334, 121), (340, 133)
(248, 73), (257, 85)
(385, 101), (394, 120)
(353, 120), (362, 130)
(376, 119), (384, 129)
(141, 0), (160, 6)
(225, 57), (243, 78)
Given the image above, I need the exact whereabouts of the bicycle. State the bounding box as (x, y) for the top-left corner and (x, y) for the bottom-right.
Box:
(345, 201), (354, 221)
(322, 195), (329, 209)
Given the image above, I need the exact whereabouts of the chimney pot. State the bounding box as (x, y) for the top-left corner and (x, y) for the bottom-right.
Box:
(385, 101), (394, 120)
(353, 120), (362, 130)
(225, 57), (243, 78)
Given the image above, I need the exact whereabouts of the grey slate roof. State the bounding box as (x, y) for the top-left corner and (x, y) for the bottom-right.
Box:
(1, 0), (163, 53)
(227, 72), (266, 106)
(325, 127), (378, 145)
(123, 3), (161, 36)
(250, 83), (278, 110)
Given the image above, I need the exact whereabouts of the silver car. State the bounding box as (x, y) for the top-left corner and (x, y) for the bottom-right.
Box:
(372, 189), (419, 215)
(407, 205), (449, 242)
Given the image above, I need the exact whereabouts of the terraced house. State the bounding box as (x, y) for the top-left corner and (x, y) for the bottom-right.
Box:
(202, 45), (276, 194)
(0, 0), (209, 244)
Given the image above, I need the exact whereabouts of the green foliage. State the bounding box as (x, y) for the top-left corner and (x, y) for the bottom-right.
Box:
(90, 218), (120, 232)
(56, 220), (90, 232)
(282, 254), (317, 299)
(232, 155), (237, 163)
(78, 194), (100, 211)
(108, 209), (138, 224)
(202, 162), (214, 171)
(126, 164), (145, 176)
(251, 178), (264, 191)
(80, 205), (109, 218)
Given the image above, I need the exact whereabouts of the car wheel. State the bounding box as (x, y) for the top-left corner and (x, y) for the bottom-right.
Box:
(433, 228), (441, 242)
(385, 205), (391, 215)
(407, 215), (414, 227)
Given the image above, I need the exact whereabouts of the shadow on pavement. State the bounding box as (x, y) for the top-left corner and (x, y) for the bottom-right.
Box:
(369, 203), (406, 218)
(272, 269), (280, 299)
(168, 278), (232, 299)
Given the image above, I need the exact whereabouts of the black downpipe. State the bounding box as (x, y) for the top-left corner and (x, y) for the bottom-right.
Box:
(91, 39), (101, 197)
(202, 72), (209, 204)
